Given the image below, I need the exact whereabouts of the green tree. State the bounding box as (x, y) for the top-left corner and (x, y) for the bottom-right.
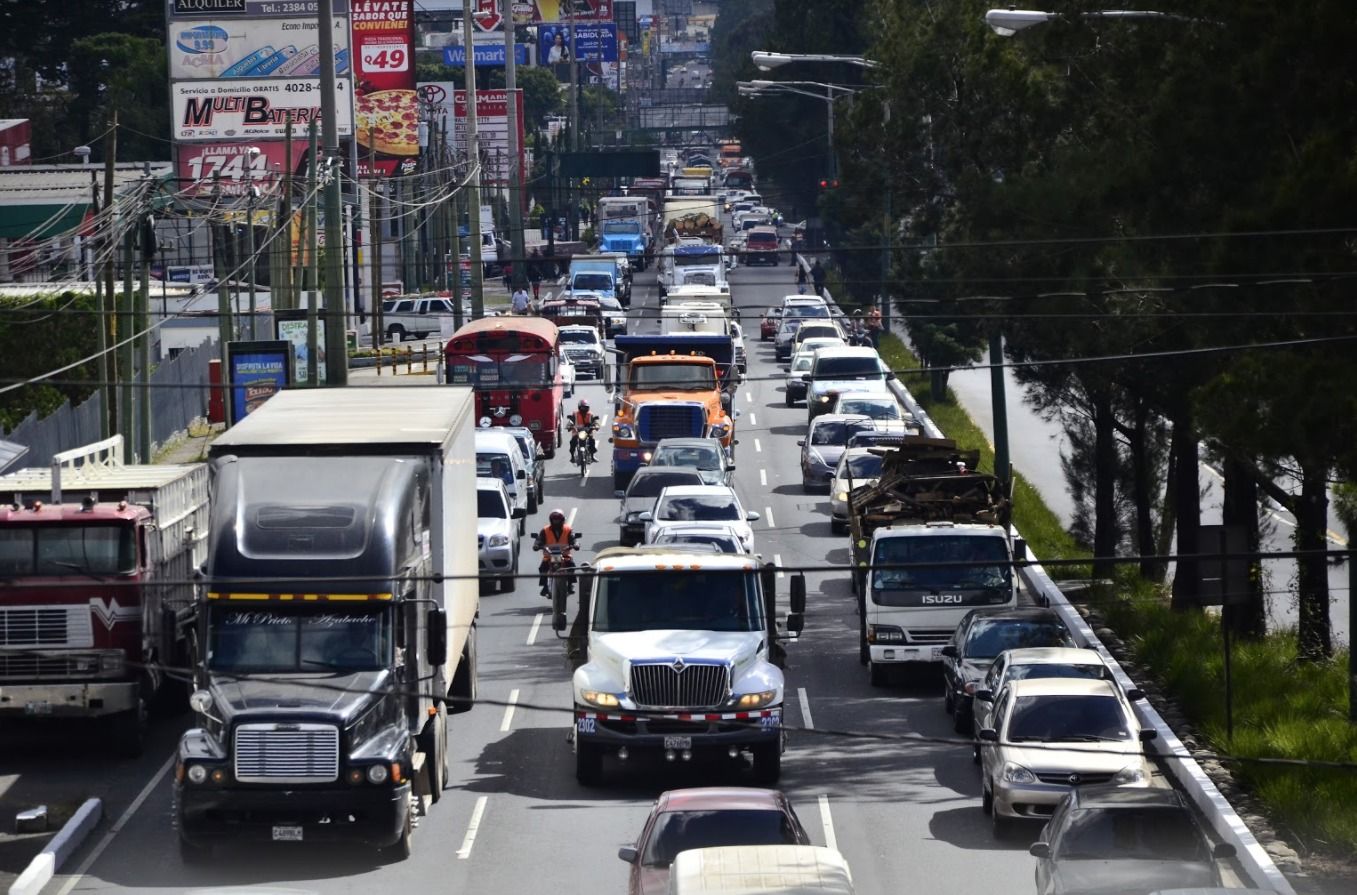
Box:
(517, 66), (564, 129)
(68, 32), (170, 160)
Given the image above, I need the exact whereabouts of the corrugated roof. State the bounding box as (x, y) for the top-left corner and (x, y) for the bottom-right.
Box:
(0, 163), (171, 206)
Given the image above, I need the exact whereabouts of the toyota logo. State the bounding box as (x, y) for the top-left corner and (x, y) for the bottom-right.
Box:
(1068, 774), (1082, 785)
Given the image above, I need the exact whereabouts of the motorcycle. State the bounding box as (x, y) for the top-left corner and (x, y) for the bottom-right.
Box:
(537, 539), (580, 617)
(566, 420), (599, 478)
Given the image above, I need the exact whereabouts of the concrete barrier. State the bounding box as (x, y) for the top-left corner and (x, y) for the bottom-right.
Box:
(8, 798), (103, 895)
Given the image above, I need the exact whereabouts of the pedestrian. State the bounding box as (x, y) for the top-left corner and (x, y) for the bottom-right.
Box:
(528, 248), (544, 302)
(511, 283), (532, 315)
(796, 264), (808, 289)
(810, 259), (826, 298)
(866, 304), (883, 348)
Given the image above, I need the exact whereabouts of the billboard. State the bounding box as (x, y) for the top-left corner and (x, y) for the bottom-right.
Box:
(443, 44), (530, 67)
(168, 17), (350, 79)
(225, 339), (292, 425)
(170, 1), (351, 15)
(176, 140), (311, 197)
(537, 24), (618, 65)
(351, 0), (417, 176)
(172, 78), (354, 142)
(0, 119), (31, 167)
(510, 1), (612, 24)
(424, 85), (526, 187)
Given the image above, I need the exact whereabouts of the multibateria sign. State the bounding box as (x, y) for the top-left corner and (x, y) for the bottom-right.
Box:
(172, 78), (354, 141)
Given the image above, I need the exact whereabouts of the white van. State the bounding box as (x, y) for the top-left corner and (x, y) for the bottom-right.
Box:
(661, 302), (731, 336)
(474, 428), (530, 534)
(668, 845), (854, 895)
(665, 284), (733, 314)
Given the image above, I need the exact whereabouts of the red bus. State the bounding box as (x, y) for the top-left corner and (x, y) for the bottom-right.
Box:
(444, 316), (564, 457)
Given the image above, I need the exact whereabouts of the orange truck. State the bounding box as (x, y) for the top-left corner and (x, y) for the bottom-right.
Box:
(608, 334), (738, 492)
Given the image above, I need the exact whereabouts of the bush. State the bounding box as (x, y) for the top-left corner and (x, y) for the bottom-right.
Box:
(0, 291), (103, 430)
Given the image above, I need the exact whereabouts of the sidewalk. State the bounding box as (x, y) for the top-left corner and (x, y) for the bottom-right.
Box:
(153, 419), (223, 465)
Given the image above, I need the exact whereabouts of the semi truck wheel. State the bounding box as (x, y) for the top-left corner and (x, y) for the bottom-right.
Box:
(449, 626), (477, 714)
(418, 702), (448, 803)
(750, 741), (781, 785)
(869, 659), (888, 688)
(575, 742), (603, 786)
(381, 809), (413, 862)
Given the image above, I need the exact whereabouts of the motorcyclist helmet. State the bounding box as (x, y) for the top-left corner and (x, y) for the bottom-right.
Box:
(578, 399), (590, 412)
(549, 509), (566, 524)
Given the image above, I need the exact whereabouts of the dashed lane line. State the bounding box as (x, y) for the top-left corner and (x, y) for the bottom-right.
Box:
(500, 689), (520, 732)
(764, 506), (776, 529)
(759, 469), (767, 487)
(456, 795), (489, 859)
(774, 553), (785, 579)
(527, 611), (544, 646)
(818, 795), (838, 852)
(798, 687), (814, 729)
(754, 438), (762, 453)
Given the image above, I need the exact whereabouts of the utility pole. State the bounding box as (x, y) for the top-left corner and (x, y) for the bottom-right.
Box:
(370, 144), (383, 349)
(101, 114), (117, 441)
(212, 172), (232, 376)
(318, 0), (348, 384)
(306, 122), (321, 387)
(462, 3), (485, 319)
(119, 220), (134, 460)
(567, 4), (579, 240)
(503, 0), (525, 288)
(280, 119), (294, 311)
(448, 119), (465, 331)
(245, 146), (259, 340)
(137, 201), (153, 462)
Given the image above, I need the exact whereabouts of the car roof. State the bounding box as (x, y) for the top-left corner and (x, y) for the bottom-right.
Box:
(965, 606), (1066, 625)
(1005, 678), (1120, 699)
(835, 392), (896, 404)
(1001, 647), (1107, 666)
(656, 787), (791, 813)
(654, 437), (724, 451)
(657, 485), (738, 499)
(1069, 785), (1189, 811)
(474, 429), (519, 447)
(475, 477), (507, 492)
(814, 346), (881, 359)
(656, 523), (742, 538)
(812, 413), (883, 427)
(558, 324), (599, 333)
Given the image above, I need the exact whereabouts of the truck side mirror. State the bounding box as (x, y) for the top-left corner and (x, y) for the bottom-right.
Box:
(974, 688), (994, 703)
(426, 609), (448, 667)
(940, 645), (958, 658)
(786, 613), (804, 636)
(789, 575), (807, 614)
(1013, 538), (1027, 562)
(516, 469), (526, 480)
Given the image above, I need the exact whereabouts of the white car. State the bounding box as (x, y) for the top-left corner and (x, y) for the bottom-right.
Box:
(640, 485), (761, 553)
(651, 523), (748, 554)
(829, 446), (887, 534)
(475, 429), (531, 533)
(559, 324), (607, 379)
(830, 391), (909, 423)
(558, 347), (576, 397)
(730, 322), (748, 374)
(597, 294), (628, 337)
(476, 477), (524, 593)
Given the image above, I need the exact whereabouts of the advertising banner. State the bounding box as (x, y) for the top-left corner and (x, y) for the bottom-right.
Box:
(351, 0), (417, 177)
(172, 78), (354, 142)
(169, 1), (351, 16)
(274, 311), (327, 384)
(175, 139), (309, 197)
(225, 339), (292, 425)
(509, 1), (612, 24)
(168, 16), (350, 80)
(537, 24), (618, 65)
(442, 43), (530, 67)
(424, 85), (525, 187)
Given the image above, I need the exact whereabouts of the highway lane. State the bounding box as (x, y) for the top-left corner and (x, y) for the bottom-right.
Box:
(49, 266), (1040, 895)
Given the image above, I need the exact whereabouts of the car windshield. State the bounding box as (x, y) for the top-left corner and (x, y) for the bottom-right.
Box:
(654, 445), (723, 470)
(784, 304), (829, 318)
(811, 420), (874, 446)
(573, 273), (612, 291)
(599, 297), (623, 311)
(814, 357), (885, 379)
(446, 356), (549, 387)
(871, 535), (1012, 601)
(844, 454), (885, 478)
(1057, 807), (1208, 862)
(509, 434), (532, 460)
(631, 363), (716, 390)
(627, 472), (702, 499)
(657, 495), (740, 522)
(642, 809), (801, 866)
(0, 524), (136, 577)
(1007, 694), (1132, 742)
(1009, 663), (1111, 683)
(778, 320), (805, 336)
(593, 570), (762, 633)
(839, 399), (899, 420)
(477, 453), (515, 486)
(208, 605), (392, 673)
(559, 330), (599, 345)
(656, 533), (741, 553)
(791, 356), (814, 372)
(477, 490), (507, 518)
(965, 619), (1073, 659)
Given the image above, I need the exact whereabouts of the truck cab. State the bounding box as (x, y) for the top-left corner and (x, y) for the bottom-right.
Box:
(554, 546), (805, 786)
(659, 245), (728, 300)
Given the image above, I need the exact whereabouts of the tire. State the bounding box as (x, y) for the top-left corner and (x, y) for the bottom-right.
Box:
(869, 660), (888, 687)
(750, 741), (782, 785)
(982, 778), (995, 815)
(178, 834), (213, 865)
(830, 518), (847, 535)
(381, 808), (413, 862)
(110, 694), (147, 758)
(388, 324), (406, 342)
(613, 472), (629, 492)
(992, 810), (1018, 840)
(419, 702), (447, 803)
(953, 705), (973, 735)
(785, 391), (793, 407)
(943, 683), (955, 715)
(527, 490), (539, 514)
(575, 741), (604, 786)
(499, 549), (518, 594)
(449, 625), (477, 715)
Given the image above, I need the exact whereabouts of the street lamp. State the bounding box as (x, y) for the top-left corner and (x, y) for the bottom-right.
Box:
(750, 51), (880, 71)
(985, 7), (1205, 36)
(736, 80), (861, 180)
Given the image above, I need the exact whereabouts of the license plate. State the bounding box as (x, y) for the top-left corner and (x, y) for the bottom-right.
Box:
(663, 736), (692, 750)
(24, 701), (53, 715)
(930, 647), (944, 660)
(271, 826), (303, 842)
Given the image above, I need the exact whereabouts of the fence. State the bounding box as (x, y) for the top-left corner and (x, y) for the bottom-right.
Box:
(1, 339), (213, 470)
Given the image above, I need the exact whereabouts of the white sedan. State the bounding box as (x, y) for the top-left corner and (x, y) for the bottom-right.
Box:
(639, 485), (761, 553)
(557, 348), (576, 397)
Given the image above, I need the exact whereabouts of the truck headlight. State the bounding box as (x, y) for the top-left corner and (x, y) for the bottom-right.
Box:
(581, 690), (620, 708)
(366, 763), (390, 784)
(868, 625), (905, 643)
(835, 491), (849, 502)
(817, 395), (832, 403)
(487, 534), (510, 547)
(1002, 762), (1037, 784)
(509, 414), (523, 426)
(186, 764), (209, 785)
(1113, 766), (1146, 785)
(735, 690), (777, 709)
(615, 424), (634, 440)
(189, 690), (214, 714)
(709, 424), (729, 438)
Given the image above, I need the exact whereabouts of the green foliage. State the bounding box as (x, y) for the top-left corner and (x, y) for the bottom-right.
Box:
(517, 66), (565, 129)
(416, 63), (464, 85)
(0, 293), (103, 431)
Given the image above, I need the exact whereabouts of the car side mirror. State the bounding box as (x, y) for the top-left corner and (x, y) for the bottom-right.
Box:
(726, 464), (735, 471)
(617, 845), (638, 864)
(800, 373), (811, 381)
(511, 507), (527, 520)
(1212, 843), (1236, 860)
(974, 689), (994, 703)
(1028, 842), (1050, 860)
(977, 728), (998, 742)
(638, 512), (653, 522)
(940, 645), (958, 658)
(1138, 728), (1158, 743)
(1125, 688), (1144, 701)
(746, 511), (761, 522)
(516, 469), (526, 480)
(789, 575), (807, 614)
(796, 439), (805, 447)
(426, 609), (448, 667)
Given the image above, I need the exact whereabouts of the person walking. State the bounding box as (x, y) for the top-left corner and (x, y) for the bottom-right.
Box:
(796, 263), (808, 290)
(866, 304), (883, 348)
(511, 283), (532, 315)
(810, 259), (826, 298)
(528, 248), (544, 303)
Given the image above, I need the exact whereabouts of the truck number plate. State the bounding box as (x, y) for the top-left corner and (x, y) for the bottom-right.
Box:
(663, 736), (692, 750)
(24, 701), (53, 715)
(272, 825), (303, 842)
(760, 714), (781, 730)
(576, 717), (597, 735)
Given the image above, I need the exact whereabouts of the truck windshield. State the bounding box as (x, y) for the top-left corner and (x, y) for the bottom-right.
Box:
(870, 535), (1012, 606)
(447, 356), (549, 387)
(560, 330), (599, 345)
(593, 570), (762, 633)
(208, 605), (392, 673)
(603, 222), (640, 234)
(0, 524), (136, 577)
(814, 357), (886, 379)
(675, 253), (720, 267)
(631, 363), (716, 390)
(573, 273), (613, 291)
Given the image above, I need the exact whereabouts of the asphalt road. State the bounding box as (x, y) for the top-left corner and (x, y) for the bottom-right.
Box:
(36, 264), (1056, 895)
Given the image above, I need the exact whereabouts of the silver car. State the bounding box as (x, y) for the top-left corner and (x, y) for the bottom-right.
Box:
(649, 437), (733, 486)
(477, 478), (524, 593)
(972, 647), (1120, 755)
(798, 415), (892, 493)
(829, 447), (887, 533)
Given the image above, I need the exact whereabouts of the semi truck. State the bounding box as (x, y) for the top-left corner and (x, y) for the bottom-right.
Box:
(608, 333), (739, 492)
(0, 436), (208, 755)
(175, 388), (479, 860)
(553, 545), (806, 785)
(846, 437), (1021, 685)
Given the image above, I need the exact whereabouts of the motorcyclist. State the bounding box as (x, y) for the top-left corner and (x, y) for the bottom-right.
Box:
(567, 399), (599, 463)
(533, 508), (581, 598)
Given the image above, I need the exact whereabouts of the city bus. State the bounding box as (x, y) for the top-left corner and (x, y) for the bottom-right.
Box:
(444, 316), (564, 457)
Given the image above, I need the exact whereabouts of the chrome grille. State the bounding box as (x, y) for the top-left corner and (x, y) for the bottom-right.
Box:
(0, 651), (99, 680)
(1035, 772), (1114, 786)
(0, 606), (93, 648)
(905, 629), (953, 645)
(233, 723), (339, 783)
(629, 661), (729, 709)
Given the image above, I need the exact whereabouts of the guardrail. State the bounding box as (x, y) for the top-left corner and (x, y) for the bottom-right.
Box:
(796, 253), (1293, 894)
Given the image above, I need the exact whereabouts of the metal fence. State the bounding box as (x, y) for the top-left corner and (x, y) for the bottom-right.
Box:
(1, 339), (213, 469)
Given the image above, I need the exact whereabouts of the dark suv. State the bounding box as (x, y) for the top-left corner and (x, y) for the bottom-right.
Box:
(941, 607), (1073, 734)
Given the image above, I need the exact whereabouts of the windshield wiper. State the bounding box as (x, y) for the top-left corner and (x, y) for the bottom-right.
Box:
(299, 658), (366, 672)
(48, 560), (113, 579)
(1049, 734), (1124, 742)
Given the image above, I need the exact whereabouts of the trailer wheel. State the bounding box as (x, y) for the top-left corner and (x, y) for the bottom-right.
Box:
(449, 626), (477, 714)
(750, 740), (782, 785)
(575, 741), (604, 786)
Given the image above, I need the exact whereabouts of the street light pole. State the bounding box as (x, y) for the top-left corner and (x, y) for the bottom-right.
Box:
(317, 0), (348, 384)
(985, 7), (1213, 36)
(244, 146), (259, 340)
(503, 0), (526, 289)
(462, 2), (485, 319)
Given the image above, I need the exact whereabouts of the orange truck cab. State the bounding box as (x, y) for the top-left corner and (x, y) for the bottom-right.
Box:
(609, 334), (738, 492)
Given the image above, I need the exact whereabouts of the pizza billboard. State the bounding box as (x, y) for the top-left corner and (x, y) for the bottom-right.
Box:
(351, 0), (417, 176)
(172, 78), (354, 142)
(168, 16), (351, 80)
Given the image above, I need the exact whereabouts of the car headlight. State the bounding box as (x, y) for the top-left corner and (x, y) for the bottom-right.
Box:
(735, 690), (777, 709)
(581, 690), (620, 708)
(835, 491), (849, 502)
(614, 424), (634, 440)
(487, 534), (510, 547)
(807, 448), (825, 466)
(1113, 766), (1146, 785)
(1002, 762), (1037, 784)
(817, 395), (832, 403)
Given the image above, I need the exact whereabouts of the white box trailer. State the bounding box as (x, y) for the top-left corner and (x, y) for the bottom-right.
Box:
(668, 845), (855, 895)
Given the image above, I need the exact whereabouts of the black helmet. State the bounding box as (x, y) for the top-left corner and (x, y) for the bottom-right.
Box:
(549, 508), (566, 524)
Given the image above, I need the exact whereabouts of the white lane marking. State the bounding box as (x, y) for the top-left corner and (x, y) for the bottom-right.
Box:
(759, 469), (767, 487)
(1200, 462), (1347, 545)
(798, 687), (814, 729)
(567, 507), (578, 527)
(580, 461), (590, 486)
(500, 689), (520, 732)
(774, 553), (785, 579)
(527, 611), (544, 646)
(746, 391), (753, 403)
(818, 795), (838, 852)
(749, 412), (757, 426)
(754, 438), (762, 453)
(54, 755), (175, 895)
(764, 506), (776, 528)
(456, 795), (489, 859)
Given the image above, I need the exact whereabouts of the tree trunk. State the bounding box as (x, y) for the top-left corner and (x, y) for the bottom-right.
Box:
(929, 365), (949, 401)
(1295, 460), (1333, 660)
(1092, 391), (1119, 579)
(1220, 453), (1265, 639)
(1129, 399), (1158, 580)
(1170, 412), (1201, 611)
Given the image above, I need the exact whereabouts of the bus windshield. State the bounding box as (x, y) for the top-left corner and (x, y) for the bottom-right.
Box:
(446, 356), (550, 387)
